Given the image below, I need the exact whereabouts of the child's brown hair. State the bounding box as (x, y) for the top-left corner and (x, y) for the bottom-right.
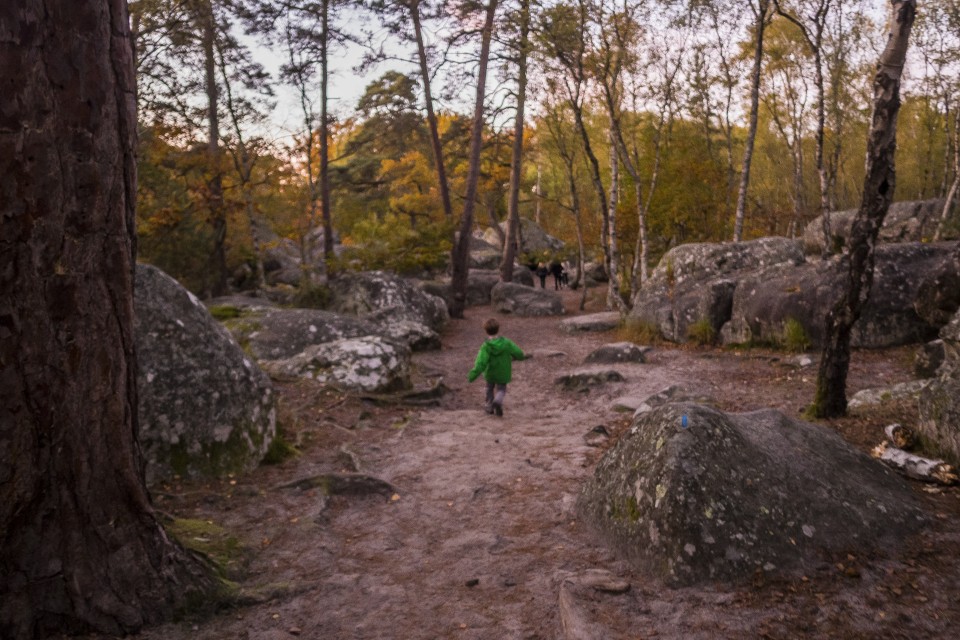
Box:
(483, 318), (500, 336)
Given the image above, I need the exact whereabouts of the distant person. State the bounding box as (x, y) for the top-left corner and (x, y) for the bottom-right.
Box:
(549, 260), (565, 290)
(536, 262), (549, 288)
(467, 318), (529, 417)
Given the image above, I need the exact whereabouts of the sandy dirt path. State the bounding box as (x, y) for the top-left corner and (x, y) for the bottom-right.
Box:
(123, 286), (960, 640)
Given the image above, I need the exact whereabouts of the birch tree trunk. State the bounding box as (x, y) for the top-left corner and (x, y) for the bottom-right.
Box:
(810, 0), (917, 418)
(0, 1), (217, 635)
(733, 0), (771, 242)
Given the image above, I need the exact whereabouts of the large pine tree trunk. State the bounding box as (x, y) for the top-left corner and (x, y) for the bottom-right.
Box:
(810, 0), (917, 418)
(0, 2), (216, 636)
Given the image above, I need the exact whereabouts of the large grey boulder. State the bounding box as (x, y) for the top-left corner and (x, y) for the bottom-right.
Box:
(578, 403), (924, 586)
(918, 308), (960, 464)
(327, 270), (449, 332)
(261, 336), (411, 393)
(420, 268), (534, 310)
(135, 264), (276, 484)
(468, 234), (504, 270)
(560, 312), (622, 333)
(721, 243), (956, 348)
(629, 238), (805, 342)
(491, 281), (565, 317)
(802, 199), (946, 254)
(225, 308), (378, 360)
(481, 218), (565, 255)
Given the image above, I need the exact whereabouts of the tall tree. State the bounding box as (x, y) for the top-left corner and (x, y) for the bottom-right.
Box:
(0, 0), (217, 636)
(732, 0), (772, 242)
(499, 0), (532, 283)
(775, 0), (838, 253)
(810, 0), (917, 419)
(450, 0), (500, 319)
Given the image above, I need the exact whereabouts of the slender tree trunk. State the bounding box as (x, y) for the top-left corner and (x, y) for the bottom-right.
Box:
(0, 1), (217, 636)
(450, 0), (498, 319)
(606, 122), (625, 312)
(935, 106), (960, 241)
(500, 0), (530, 283)
(733, 0), (770, 242)
(202, 3), (227, 295)
(411, 0), (453, 222)
(320, 0), (334, 272)
(811, 0), (917, 419)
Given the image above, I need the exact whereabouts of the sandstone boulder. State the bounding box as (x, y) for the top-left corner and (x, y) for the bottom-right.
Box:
(578, 403), (925, 585)
(226, 308), (378, 361)
(491, 282), (565, 317)
(721, 243), (956, 349)
(135, 264), (276, 484)
(918, 309), (960, 464)
(560, 312), (622, 333)
(802, 199), (946, 254)
(261, 336), (411, 393)
(629, 238), (805, 343)
(327, 270), (449, 332)
(481, 218), (565, 255)
(584, 342), (649, 365)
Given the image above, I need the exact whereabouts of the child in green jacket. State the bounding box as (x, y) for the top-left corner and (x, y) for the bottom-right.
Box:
(467, 318), (529, 417)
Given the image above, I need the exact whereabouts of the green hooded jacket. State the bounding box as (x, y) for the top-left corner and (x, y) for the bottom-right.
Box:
(468, 336), (526, 384)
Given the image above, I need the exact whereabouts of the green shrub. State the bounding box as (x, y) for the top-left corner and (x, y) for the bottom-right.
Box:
(261, 434), (300, 465)
(779, 317), (811, 353)
(208, 305), (242, 321)
(292, 284), (331, 309)
(687, 319), (717, 346)
(619, 318), (662, 344)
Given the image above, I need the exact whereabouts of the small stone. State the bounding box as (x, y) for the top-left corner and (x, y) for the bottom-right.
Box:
(288, 627), (302, 636)
(466, 578), (480, 587)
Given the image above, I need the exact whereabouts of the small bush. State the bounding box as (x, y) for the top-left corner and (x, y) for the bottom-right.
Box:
(687, 319), (717, 346)
(619, 318), (662, 344)
(292, 284), (331, 309)
(262, 434), (300, 465)
(779, 317), (811, 353)
(208, 305), (242, 321)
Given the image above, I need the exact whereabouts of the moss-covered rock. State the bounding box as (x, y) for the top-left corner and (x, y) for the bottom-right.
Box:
(578, 403), (924, 585)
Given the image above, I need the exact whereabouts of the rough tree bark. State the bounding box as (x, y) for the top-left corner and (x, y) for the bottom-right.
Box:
(0, 1), (217, 636)
(449, 0), (498, 318)
(810, 0), (917, 419)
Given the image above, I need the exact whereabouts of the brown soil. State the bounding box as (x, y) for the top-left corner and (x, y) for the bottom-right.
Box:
(123, 287), (960, 639)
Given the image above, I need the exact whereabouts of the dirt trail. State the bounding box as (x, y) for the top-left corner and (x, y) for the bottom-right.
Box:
(131, 286), (960, 640)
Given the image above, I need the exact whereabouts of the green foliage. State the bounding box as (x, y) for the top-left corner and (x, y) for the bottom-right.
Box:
(208, 305), (243, 321)
(778, 317), (811, 353)
(619, 318), (662, 345)
(343, 213), (452, 275)
(165, 518), (246, 579)
(261, 434), (300, 466)
(292, 284), (332, 309)
(687, 319), (717, 346)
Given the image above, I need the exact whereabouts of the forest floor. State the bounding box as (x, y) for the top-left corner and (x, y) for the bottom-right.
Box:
(110, 286), (960, 639)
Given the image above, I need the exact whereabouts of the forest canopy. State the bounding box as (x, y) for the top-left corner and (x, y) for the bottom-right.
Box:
(130, 0), (960, 297)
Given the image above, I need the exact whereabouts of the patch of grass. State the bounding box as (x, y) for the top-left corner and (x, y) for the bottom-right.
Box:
(778, 317), (811, 353)
(261, 433), (300, 465)
(165, 518), (247, 579)
(619, 318), (662, 345)
(687, 319), (717, 346)
(208, 305), (242, 321)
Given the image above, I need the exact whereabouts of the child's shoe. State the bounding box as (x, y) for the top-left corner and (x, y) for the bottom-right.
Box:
(493, 403), (503, 417)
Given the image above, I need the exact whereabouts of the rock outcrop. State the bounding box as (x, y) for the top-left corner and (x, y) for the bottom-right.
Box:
(584, 342), (649, 364)
(481, 218), (565, 255)
(135, 264), (276, 484)
(491, 282), (565, 317)
(327, 270), (449, 332)
(802, 199), (946, 254)
(721, 243), (956, 348)
(261, 336), (411, 393)
(918, 307), (960, 464)
(579, 403), (924, 585)
(629, 238), (805, 343)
